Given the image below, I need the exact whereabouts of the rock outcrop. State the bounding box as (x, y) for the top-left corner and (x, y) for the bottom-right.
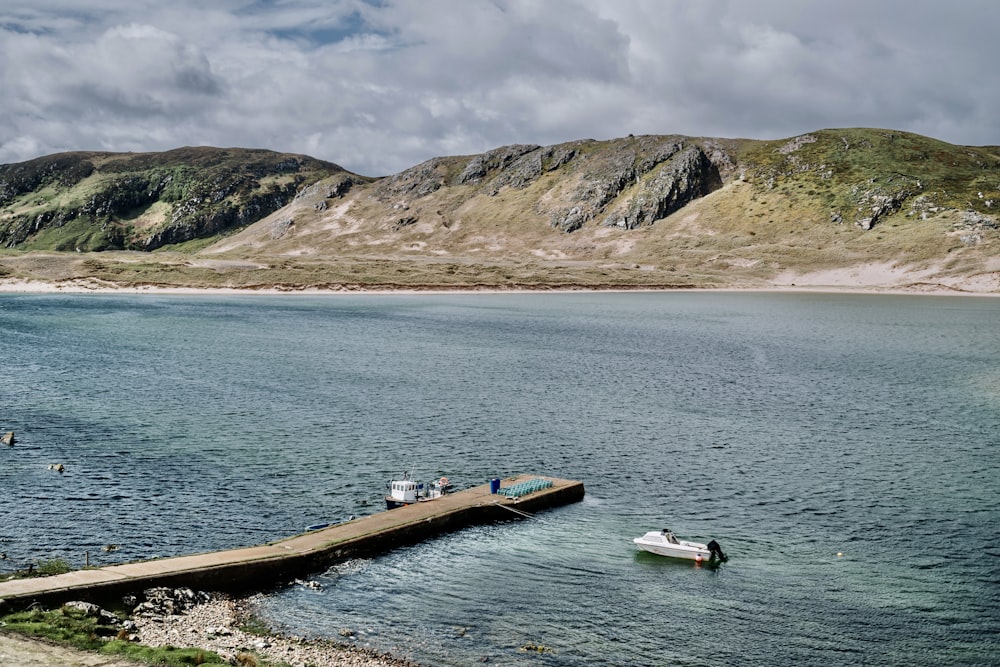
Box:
(850, 175), (923, 230)
(601, 145), (721, 229)
(366, 136), (729, 234)
(457, 144), (541, 185)
(548, 137), (723, 232)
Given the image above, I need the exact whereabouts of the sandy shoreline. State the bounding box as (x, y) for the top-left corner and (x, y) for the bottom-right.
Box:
(0, 277), (996, 297)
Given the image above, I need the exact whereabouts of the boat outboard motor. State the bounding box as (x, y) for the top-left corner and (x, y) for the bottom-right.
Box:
(707, 539), (727, 562)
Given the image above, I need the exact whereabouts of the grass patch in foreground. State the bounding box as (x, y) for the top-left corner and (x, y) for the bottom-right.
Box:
(10, 557), (74, 578)
(0, 607), (234, 666)
(102, 641), (231, 667)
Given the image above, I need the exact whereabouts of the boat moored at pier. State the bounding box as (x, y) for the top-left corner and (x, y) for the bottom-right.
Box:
(385, 474), (453, 509)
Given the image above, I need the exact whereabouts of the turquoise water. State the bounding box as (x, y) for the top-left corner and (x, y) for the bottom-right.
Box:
(1, 292), (997, 665)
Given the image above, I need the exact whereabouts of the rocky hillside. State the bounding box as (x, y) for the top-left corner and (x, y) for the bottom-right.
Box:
(0, 147), (353, 251)
(1, 129), (999, 292)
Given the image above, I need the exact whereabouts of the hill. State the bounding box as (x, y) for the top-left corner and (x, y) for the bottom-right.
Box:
(1, 129), (998, 293)
(0, 147), (355, 251)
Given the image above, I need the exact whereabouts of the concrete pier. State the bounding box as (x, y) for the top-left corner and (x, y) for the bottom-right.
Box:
(0, 474), (584, 610)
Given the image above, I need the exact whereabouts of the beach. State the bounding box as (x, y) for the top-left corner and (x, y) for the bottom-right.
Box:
(130, 595), (412, 667)
(1, 267), (998, 297)
(0, 594), (411, 667)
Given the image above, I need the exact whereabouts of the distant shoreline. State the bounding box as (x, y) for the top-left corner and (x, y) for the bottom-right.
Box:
(1, 278), (996, 297)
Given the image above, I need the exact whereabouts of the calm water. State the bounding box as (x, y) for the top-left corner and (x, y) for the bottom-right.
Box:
(1, 292), (997, 666)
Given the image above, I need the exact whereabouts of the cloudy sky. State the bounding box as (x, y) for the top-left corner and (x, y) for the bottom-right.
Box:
(1, 0), (997, 176)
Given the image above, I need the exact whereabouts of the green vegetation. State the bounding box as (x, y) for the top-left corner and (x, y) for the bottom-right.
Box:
(736, 129), (1000, 225)
(2, 557), (75, 579)
(29, 558), (73, 577)
(0, 605), (298, 667)
(155, 235), (228, 253)
(20, 216), (118, 252)
(0, 147), (346, 251)
(237, 615), (275, 637)
(0, 606), (230, 666)
(0, 129), (997, 291)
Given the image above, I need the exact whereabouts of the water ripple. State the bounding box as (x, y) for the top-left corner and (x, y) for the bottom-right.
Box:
(1, 293), (998, 666)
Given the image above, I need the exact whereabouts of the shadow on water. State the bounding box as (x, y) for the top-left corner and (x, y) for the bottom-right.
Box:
(632, 550), (728, 572)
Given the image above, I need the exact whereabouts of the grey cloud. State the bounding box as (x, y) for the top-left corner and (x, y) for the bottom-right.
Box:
(1, 0), (998, 177)
(73, 24), (222, 115)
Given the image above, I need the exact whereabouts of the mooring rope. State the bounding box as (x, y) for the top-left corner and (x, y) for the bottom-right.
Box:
(494, 501), (537, 518)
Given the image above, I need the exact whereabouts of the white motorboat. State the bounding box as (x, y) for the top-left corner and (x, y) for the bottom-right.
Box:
(385, 474), (453, 509)
(633, 529), (727, 562)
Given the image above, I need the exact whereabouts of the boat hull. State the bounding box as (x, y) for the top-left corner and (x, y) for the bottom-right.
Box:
(633, 532), (712, 561)
(385, 497), (415, 510)
(385, 494), (450, 510)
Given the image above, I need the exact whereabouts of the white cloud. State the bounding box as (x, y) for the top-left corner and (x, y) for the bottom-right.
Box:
(76, 24), (221, 114)
(1, 0), (998, 176)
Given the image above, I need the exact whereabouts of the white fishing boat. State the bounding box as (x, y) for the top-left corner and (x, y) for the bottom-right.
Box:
(385, 473), (453, 509)
(633, 529), (727, 562)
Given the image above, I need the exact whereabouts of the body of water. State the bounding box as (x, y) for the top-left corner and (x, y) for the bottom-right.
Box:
(1, 292), (997, 665)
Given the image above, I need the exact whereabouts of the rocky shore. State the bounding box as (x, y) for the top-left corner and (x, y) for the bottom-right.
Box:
(1, 588), (416, 667)
(131, 591), (414, 667)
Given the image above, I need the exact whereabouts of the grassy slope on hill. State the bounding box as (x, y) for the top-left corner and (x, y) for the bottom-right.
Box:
(0, 147), (350, 252)
(1, 129), (998, 291)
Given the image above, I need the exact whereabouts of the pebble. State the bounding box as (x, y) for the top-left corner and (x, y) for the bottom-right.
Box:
(131, 594), (416, 667)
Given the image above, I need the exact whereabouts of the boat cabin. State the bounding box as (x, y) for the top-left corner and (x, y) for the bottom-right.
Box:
(388, 480), (420, 504)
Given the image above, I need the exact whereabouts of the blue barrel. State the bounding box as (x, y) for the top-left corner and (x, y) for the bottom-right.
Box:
(489, 478), (500, 494)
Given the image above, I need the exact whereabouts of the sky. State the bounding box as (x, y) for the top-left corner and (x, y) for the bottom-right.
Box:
(1, 0), (998, 176)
